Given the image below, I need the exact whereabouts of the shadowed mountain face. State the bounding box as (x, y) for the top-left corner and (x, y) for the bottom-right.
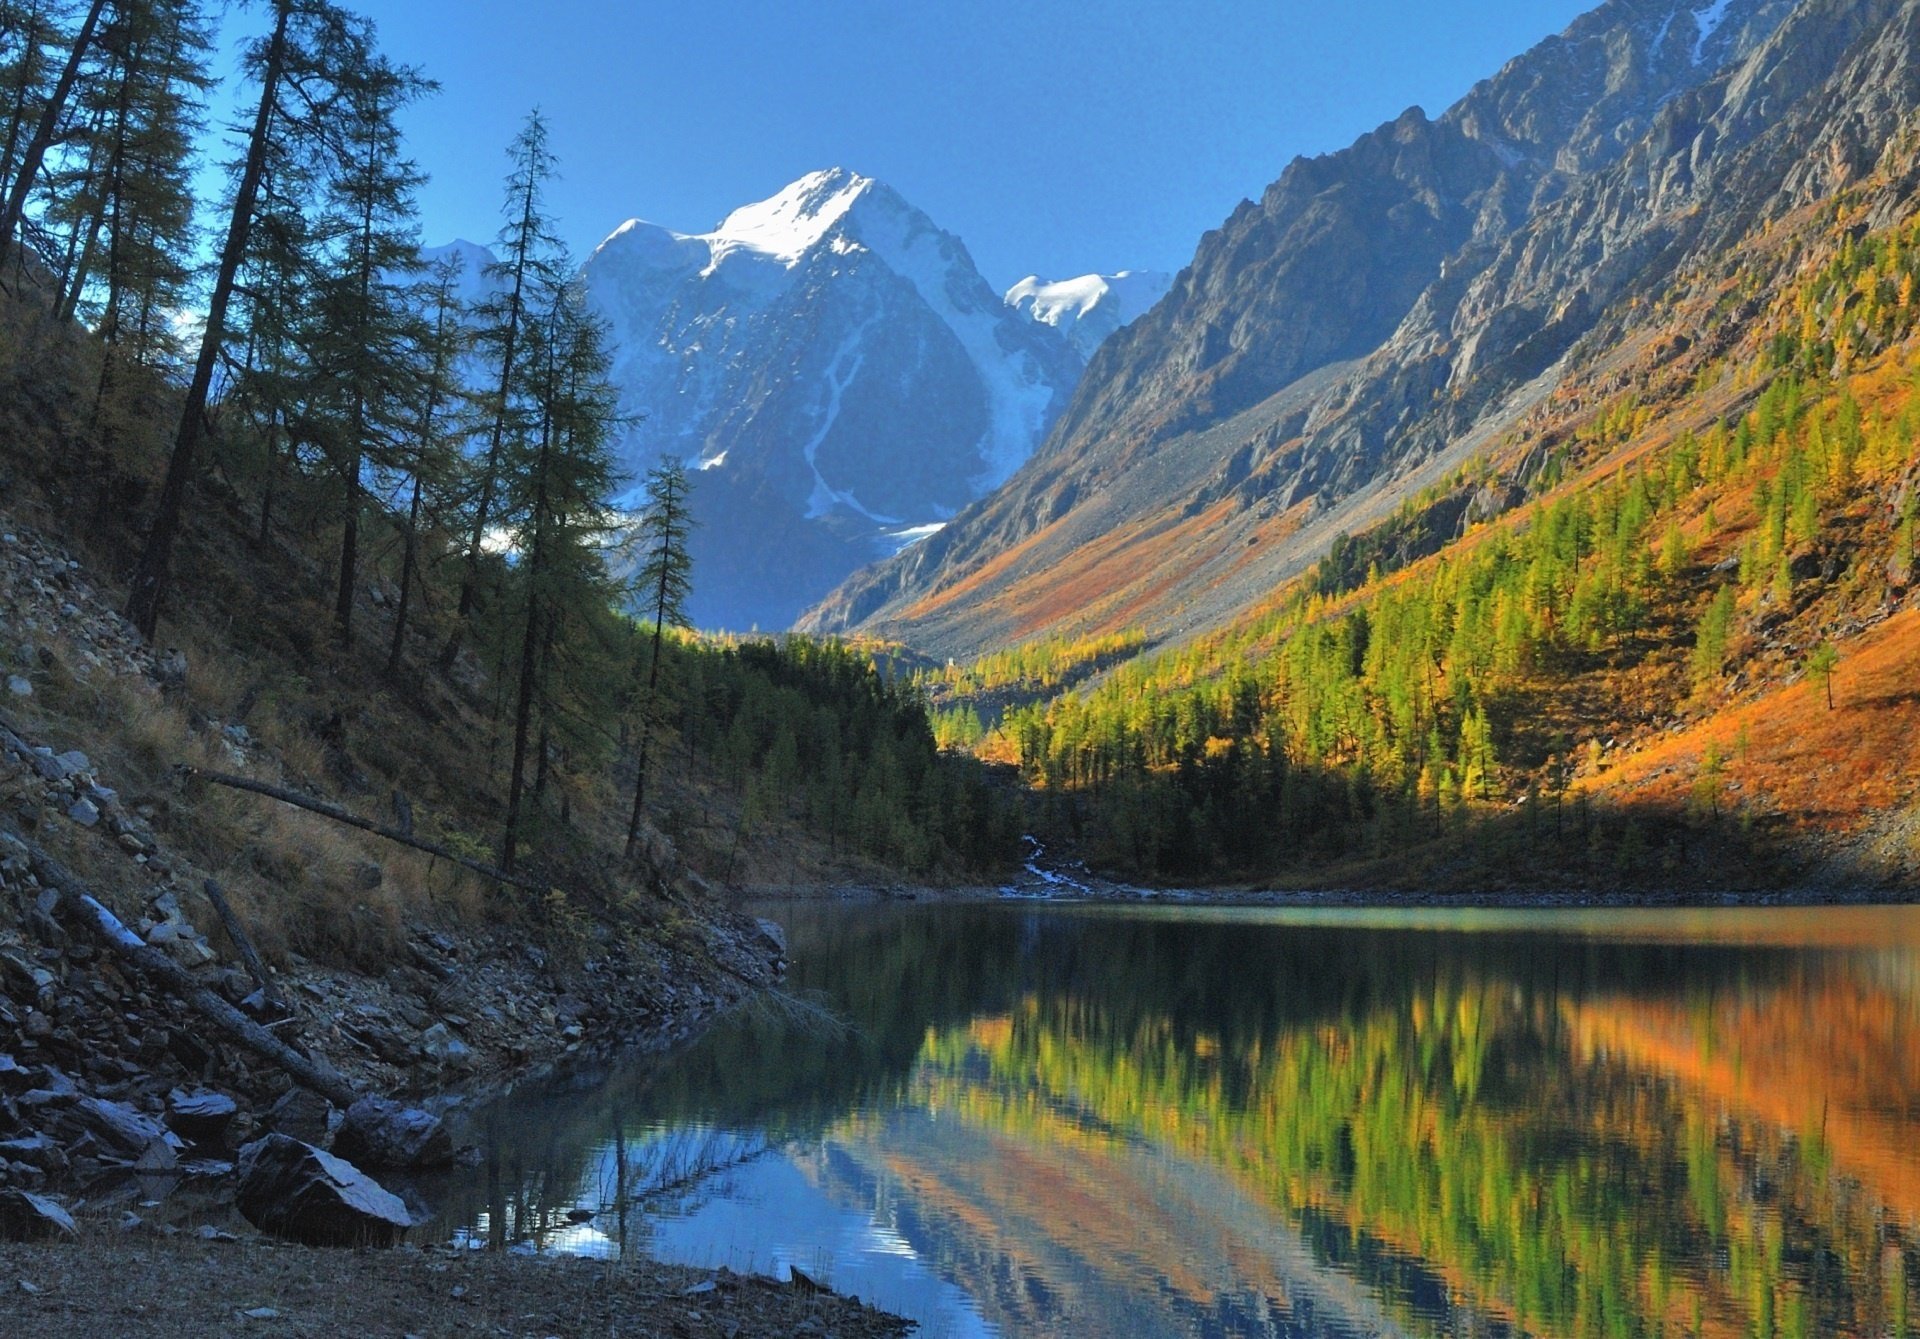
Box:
(579, 169), (1084, 632)
(798, 0), (1920, 657)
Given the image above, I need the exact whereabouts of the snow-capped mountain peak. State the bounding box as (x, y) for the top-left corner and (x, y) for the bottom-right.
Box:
(1006, 270), (1174, 359)
(706, 167), (875, 268)
(578, 170), (1084, 631)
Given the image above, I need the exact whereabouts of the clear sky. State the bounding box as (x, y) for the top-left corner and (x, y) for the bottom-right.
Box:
(208, 0), (1596, 292)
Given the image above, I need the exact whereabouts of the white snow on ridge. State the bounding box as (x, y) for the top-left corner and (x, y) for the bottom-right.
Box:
(704, 169), (870, 270)
(583, 167), (1080, 498)
(1006, 270), (1173, 361)
(846, 192), (1066, 491)
(879, 522), (946, 555)
(1691, 0), (1733, 64)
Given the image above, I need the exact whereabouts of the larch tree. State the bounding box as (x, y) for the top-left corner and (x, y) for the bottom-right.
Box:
(124, 0), (402, 640)
(624, 455), (694, 859)
(500, 272), (623, 871)
(309, 44), (431, 646)
(386, 252), (472, 676)
(442, 108), (560, 671)
(0, 0), (106, 272)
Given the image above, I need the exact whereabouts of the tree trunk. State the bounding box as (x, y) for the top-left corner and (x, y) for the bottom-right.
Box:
(502, 400), (555, 871)
(624, 489), (680, 859)
(125, 0), (291, 641)
(386, 470), (423, 675)
(442, 176), (539, 670)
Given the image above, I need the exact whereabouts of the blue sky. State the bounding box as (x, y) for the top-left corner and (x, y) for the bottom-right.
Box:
(209, 0), (1595, 291)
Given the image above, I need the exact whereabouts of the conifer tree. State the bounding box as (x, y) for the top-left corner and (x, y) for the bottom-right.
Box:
(311, 48), (431, 645)
(0, 0), (106, 272)
(624, 456), (694, 858)
(125, 0), (385, 639)
(500, 274), (623, 870)
(387, 253), (471, 676)
(0, 4), (57, 205)
(55, 0), (209, 343)
(443, 109), (560, 669)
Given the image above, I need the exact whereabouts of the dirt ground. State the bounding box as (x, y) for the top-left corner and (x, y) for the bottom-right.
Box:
(0, 1232), (913, 1337)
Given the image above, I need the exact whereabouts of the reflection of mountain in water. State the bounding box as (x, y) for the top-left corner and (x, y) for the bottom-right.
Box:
(436, 906), (1920, 1338)
(799, 1105), (1423, 1338)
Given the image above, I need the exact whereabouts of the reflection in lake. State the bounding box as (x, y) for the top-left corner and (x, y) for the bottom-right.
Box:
(430, 904), (1920, 1337)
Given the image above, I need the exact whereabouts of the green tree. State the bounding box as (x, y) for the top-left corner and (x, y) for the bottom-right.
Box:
(443, 107), (560, 668)
(0, 0), (106, 271)
(623, 456), (695, 858)
(1806, 640), (1839, 711)
(312, 46), (432, 645)
(500, 273), (624, 870)
(124, 0), (390, 639)
(1691, 585), (1737, 691)
(386, 252), (472, 676)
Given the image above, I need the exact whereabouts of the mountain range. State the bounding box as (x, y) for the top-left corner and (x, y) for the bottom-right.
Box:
(801, 0), (1857, 654)
(430, 174), (1169, 631)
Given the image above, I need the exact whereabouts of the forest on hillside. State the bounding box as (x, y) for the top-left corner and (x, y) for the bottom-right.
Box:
(0, 0), (1016, 903)
(6, 2), (1920, 900)
(924, 201), (1920, 886)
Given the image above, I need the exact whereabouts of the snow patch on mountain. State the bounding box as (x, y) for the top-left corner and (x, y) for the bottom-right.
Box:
(703, 170), (869, 271)
(1007, 270), (1174, 360)
(575, 168), (1084, 629)
(417, 239), (499, 308)
(1692, 0), (1733, 63)
(844, 192), (1069, 490)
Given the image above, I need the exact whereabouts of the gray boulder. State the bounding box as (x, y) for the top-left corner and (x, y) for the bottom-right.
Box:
(68, 1096), (181, 1161)
(262, 1087), (333, 1144)
(166, 1089), (240, 1146)
(330, 1097), (453, 1170)
(234, 1135), (410, 1247)
(0, 1188), (75, 1241)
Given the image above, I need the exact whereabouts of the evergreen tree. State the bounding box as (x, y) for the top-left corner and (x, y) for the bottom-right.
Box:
(386, 252), (472, 676)
(0, 0), (106, 272)
(309, 46), (431, 645)
(124, 0), (388, 639)
(500, 273), (623, 870)
(443, 108), (560, 668)
(624, 456), (694, 858)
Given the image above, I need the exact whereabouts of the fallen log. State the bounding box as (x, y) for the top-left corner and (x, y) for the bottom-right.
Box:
(201, 877), (283, 1009)
(184, 767), (544, 892)
(13, 831), (362, 1109)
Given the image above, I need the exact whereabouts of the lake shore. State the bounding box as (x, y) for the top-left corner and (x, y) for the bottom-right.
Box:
(0, 1232), (912, 1337)
(738, 877), (1920, 909)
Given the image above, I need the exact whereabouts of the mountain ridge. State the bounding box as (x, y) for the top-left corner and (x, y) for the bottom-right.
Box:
(800, 0), (1829, 656)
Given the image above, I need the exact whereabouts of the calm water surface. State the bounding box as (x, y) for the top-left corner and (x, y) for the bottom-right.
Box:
(432, 903), (1920, 1337)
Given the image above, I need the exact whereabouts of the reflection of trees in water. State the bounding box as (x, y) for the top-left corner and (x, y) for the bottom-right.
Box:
(434, 905), (1920, 1337)
(594, 1124), (777, 1260)
(444, 1116), (777, 1258)
(908, 961), (1920, 1339)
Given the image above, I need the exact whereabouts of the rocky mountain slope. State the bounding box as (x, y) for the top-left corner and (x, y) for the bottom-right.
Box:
(803, 0), (1854, 655)
(578, 169), (1084, 631)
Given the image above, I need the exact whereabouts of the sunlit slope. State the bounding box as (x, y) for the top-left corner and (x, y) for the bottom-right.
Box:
(809, 0), (1911, 658)
(928, 172), (1920, 881)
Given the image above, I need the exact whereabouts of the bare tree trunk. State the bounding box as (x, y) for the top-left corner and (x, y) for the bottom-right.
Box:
(191, 767), (546, 891)
(125, 1), (291, 641)
(15, 832), (361, 1108)
(386, 471), (424, 675)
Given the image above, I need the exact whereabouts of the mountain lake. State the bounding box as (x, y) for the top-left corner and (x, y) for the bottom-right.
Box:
(426, 900), (1920, 1338)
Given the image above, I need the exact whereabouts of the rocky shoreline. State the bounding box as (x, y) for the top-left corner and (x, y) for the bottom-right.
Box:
(0, 515), (912, 1333)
